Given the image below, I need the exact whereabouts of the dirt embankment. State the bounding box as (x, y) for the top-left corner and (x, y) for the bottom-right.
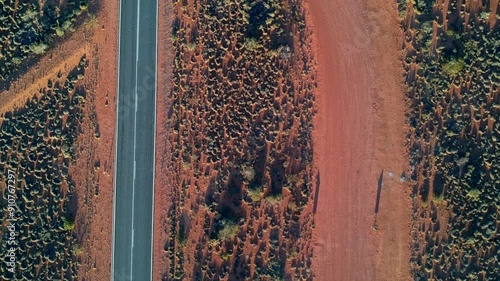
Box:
(306, 0), (411, 280)
(70, 0), (119, 279)
(153, 0), (174, 279)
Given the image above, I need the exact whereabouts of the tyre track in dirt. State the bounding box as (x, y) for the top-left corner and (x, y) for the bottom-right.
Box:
(307, 0), (411, 280)
(307, 0), (376, 280)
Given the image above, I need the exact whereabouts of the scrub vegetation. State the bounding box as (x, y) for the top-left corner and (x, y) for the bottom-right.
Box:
(161, 0), (317, 279)
(0, 58), (87, 280)
(0, 0), (89, 82)
(399, 0), (500, 279)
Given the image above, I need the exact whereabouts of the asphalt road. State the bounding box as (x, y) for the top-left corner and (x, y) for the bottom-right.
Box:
(111, 0), (157, 280)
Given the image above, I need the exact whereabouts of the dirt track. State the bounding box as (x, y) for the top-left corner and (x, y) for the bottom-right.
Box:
(307, 0), (411, 280)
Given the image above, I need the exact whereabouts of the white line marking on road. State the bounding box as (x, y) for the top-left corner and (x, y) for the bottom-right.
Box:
(131, 99), (137, 279)
(131, 0), (141, 279)
(135, 93), (138, 113)
(130, 227), (134, 279)
(136, 0), (141, 63)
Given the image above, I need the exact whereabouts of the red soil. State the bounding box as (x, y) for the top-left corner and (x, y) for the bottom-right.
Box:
(152, 0), (173, 279)
(70, 0), (120, 279)
(306, 0), (412, 280)
(36, 1), (121, 280)
(0, 49), (85, 113)
(153, 1), (317, 279)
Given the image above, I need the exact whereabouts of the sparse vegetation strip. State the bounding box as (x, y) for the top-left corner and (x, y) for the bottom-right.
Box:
(0, 0), (89, 82)
(0, 57), (88, 280)
(161, 0), (317, 279)
(399, 0), (500, 279)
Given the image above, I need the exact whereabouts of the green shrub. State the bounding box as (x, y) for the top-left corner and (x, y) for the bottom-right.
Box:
(432, 195), (445, 204)
(243, 38), (262, 50)
(221, 252), (230, 261)
(218, 220), (239, 241)
(466, 189), (481, 200)
(30, 43), (49, 55)
(63, 216), (75, 231)
(248, 187), (262, 202)
(442, 59), (465, 76)
(72, 244), (83, 255)
(266, 193), (282, 204)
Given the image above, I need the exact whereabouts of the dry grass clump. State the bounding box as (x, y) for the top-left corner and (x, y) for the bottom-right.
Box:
(399, 1), (500, 279)
(0, 57), (87, 280)
(162, 0), (317, 280)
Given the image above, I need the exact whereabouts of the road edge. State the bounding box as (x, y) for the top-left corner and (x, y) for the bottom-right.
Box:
(110, 0), (123, 279)
(150, 0), (159, 278)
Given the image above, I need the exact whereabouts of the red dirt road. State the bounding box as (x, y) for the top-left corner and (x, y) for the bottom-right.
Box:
(308, 0), (376, 279)
(307, 0), (411, 280)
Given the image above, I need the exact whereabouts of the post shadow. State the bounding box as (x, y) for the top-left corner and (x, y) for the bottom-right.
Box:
(313, 172), (320, 214)
(373, 170), (384, 229)
(375, 170), (384, 214)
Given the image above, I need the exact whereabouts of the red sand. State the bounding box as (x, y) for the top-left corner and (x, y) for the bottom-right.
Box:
(307, 0), (411, 280)
(152, 0), (173, 279)
(75, 0), (120, 278)
(67, 1), (119, 279)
